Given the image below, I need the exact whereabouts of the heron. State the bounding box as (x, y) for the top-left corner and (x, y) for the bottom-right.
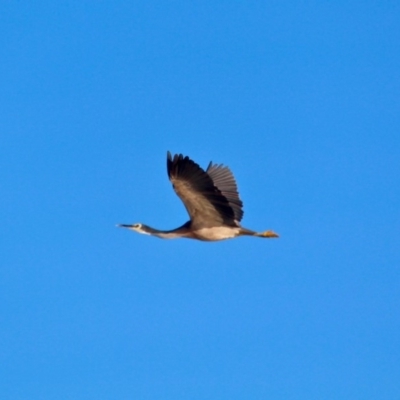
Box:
(118, 152), (279, 241)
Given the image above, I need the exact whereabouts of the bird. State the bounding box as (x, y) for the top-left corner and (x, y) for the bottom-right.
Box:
(118, 152), (279, 241)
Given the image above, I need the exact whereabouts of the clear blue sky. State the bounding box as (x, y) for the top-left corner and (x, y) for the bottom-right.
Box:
(1, 1), (399, 399)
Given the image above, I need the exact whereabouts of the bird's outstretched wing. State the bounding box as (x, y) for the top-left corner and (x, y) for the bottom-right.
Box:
(167, 152), (242, 227)
(206, 162), (244, 222)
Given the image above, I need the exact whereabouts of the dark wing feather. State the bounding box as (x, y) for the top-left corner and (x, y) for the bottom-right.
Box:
(206, 162), (244, 222)
(167, 152), (238, 227)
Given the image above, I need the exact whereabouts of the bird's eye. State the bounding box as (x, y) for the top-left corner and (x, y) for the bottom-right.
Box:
(134, 223), (140, 228)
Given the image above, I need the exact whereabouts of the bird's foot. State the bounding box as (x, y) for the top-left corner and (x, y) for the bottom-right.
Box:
(260, 230), (279, 238)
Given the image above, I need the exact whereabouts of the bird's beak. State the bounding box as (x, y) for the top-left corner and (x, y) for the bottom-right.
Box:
(117, 224), (133, 228)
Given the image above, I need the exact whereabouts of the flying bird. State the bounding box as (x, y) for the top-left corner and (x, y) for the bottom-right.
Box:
(118, 152), (279, 241)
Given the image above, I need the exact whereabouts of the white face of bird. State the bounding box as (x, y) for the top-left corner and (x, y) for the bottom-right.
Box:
(130, 223), (141, 231)
(130, 223), (150, 235)
(118, 223), (152, 234)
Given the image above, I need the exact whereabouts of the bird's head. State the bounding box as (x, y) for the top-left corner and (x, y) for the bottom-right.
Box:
(117, 223), (150, 235)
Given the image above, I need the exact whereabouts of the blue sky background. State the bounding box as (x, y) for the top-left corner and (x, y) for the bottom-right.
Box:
(1, 1), (399, 399)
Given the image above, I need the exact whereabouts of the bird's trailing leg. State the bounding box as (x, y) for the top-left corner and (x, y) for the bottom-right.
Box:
(255, 230), (279, 238)
(239, 228), (279, 238)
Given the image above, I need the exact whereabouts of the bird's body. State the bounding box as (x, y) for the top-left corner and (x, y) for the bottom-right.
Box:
(118, 152), (278, 241)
